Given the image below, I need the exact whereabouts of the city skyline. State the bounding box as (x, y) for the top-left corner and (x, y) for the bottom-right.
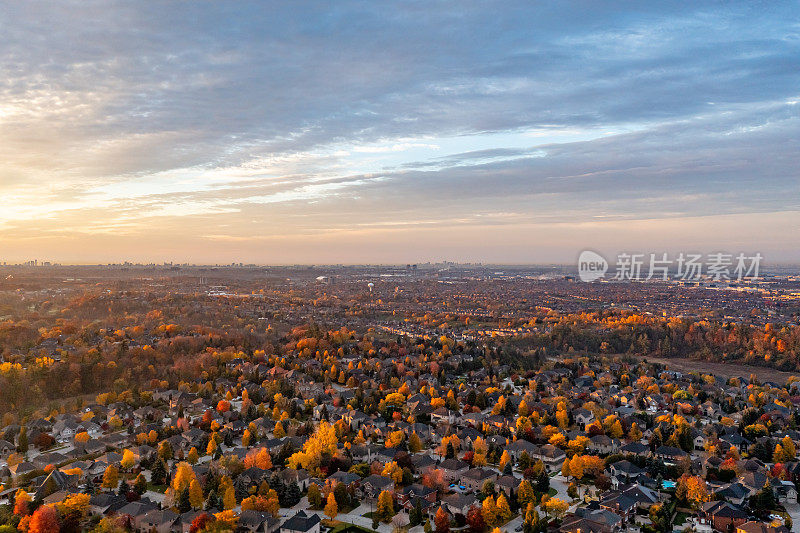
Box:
(1, 2), (798, 264)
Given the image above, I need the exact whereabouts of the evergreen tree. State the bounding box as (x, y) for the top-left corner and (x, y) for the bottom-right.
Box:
(178, 487), (191, 513)
(151, 459), (167, 486)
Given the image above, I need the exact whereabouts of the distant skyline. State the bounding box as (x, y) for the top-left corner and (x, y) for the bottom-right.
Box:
(1, 2), (798, 264)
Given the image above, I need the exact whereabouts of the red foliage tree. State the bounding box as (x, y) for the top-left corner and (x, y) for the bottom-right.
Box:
(190, 512), (213, 533)
(28, 505), (60, 533)
(466, 506), (485, 533)
(434, 507), (450, 533)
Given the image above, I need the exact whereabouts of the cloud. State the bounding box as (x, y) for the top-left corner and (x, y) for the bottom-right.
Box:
(0, 1), (798, 262)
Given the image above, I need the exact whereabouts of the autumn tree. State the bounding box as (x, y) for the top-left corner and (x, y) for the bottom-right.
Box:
(434, 506), (450, 533)
(408, 432), (423, 453)
(28, 505), (60, 533)
(120, 449), (135, 471)
(481, 495), (497, 526)
(377, 490), (394, 522)
(222, 485), (237, 510)
(102, 465), (120, 490)
(244, 448), (273, 470)
(495, 494), (512, 524)
(13, 489), (31, 516)
(542, 497), (568, 520)
(324, 492), (338, 519)
(189, 480), (204, 509)
(188, 447), (199, 464)
(517, 479), (534, 507)
(288, 421), (338, 474)
(307, 484), (323, 508)
(676, 475), (709, 509)
(466, 506), (485, 533)
(173, 462), (197, 493)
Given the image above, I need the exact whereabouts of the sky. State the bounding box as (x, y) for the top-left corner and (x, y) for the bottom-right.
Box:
(0, 1), (798, 265)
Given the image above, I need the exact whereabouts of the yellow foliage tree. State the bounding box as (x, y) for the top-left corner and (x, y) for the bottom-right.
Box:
(189, 479), (204, 509)
(542, 498), (568, 520)
(324, 492), (338, 519)
(386, 430), (405, 449)
(495, 494), (512, 524)
(102, 465), (119, 490)
(187, 447), (199, 464)
(287, 421), (338, 474)
(120, 449), (135, 470)
(223, 485), (237, 510)
(173, 462), (197, 493)
(408, 432), (423, 453)
(482, 495), (497, 526)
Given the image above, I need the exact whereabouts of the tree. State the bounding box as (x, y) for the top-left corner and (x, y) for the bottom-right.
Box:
(58, 492), (90, 523)
(481, 495), (497, 526)
(206, 438), (218, 456)
(17, 427), (28, 452)
(498, 451), (511, 471)
(13, 489), (31, 516)
(288, 421), (338, 474)
(569, 455), (584, 480)
(324, 492), (338, 520)
(523, 503), (543, 533)
(408, 432), (423, 453)
(28, 505), (60, 533)
(151, 459), (167, 485)
(434, 506), (450, 533)
(74, 431), (90, 443)
(422, 469), (447, 494)
(466, 505), (485, 533)
(382, 461), (403, 484)
(517, 479), (534, 507)
(173, 462), (197, 493)
(676, 474), (709, 509)
(377, 490), (394, 522)
(775, 436), (796, 463)
(134, 473), (147, 495)
(223, 485), (237, 510)
(178, 487), (192, 513)
(495, 494), (512, 524)
(120, 449), (135, 470)
(561, 456), (571, 478)
(102, 465), (120, 490)
(188, 447), (200, 464)
(244, 448), (272, 470)
(189, 480), (204, 509)
(307, 484), (323, 508)
(158, 440), (173, 461)
(213, 510), (239, 531)
(628, 422), (643, 441)
(542, 498), (568, 521)
(386, 430), (405, 449)
(273, 421), (286, 438)
(190, 513), (213, 533)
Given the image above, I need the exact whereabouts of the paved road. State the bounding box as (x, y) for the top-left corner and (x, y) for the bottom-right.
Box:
(784, 503), (800, 529)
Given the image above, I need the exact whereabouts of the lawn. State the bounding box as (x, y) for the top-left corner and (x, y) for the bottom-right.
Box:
(673, 512), (690, 526)
(327, 522), (374, 533)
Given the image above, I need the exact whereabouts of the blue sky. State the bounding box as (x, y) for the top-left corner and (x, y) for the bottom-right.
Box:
(0, 1), (798, 263)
